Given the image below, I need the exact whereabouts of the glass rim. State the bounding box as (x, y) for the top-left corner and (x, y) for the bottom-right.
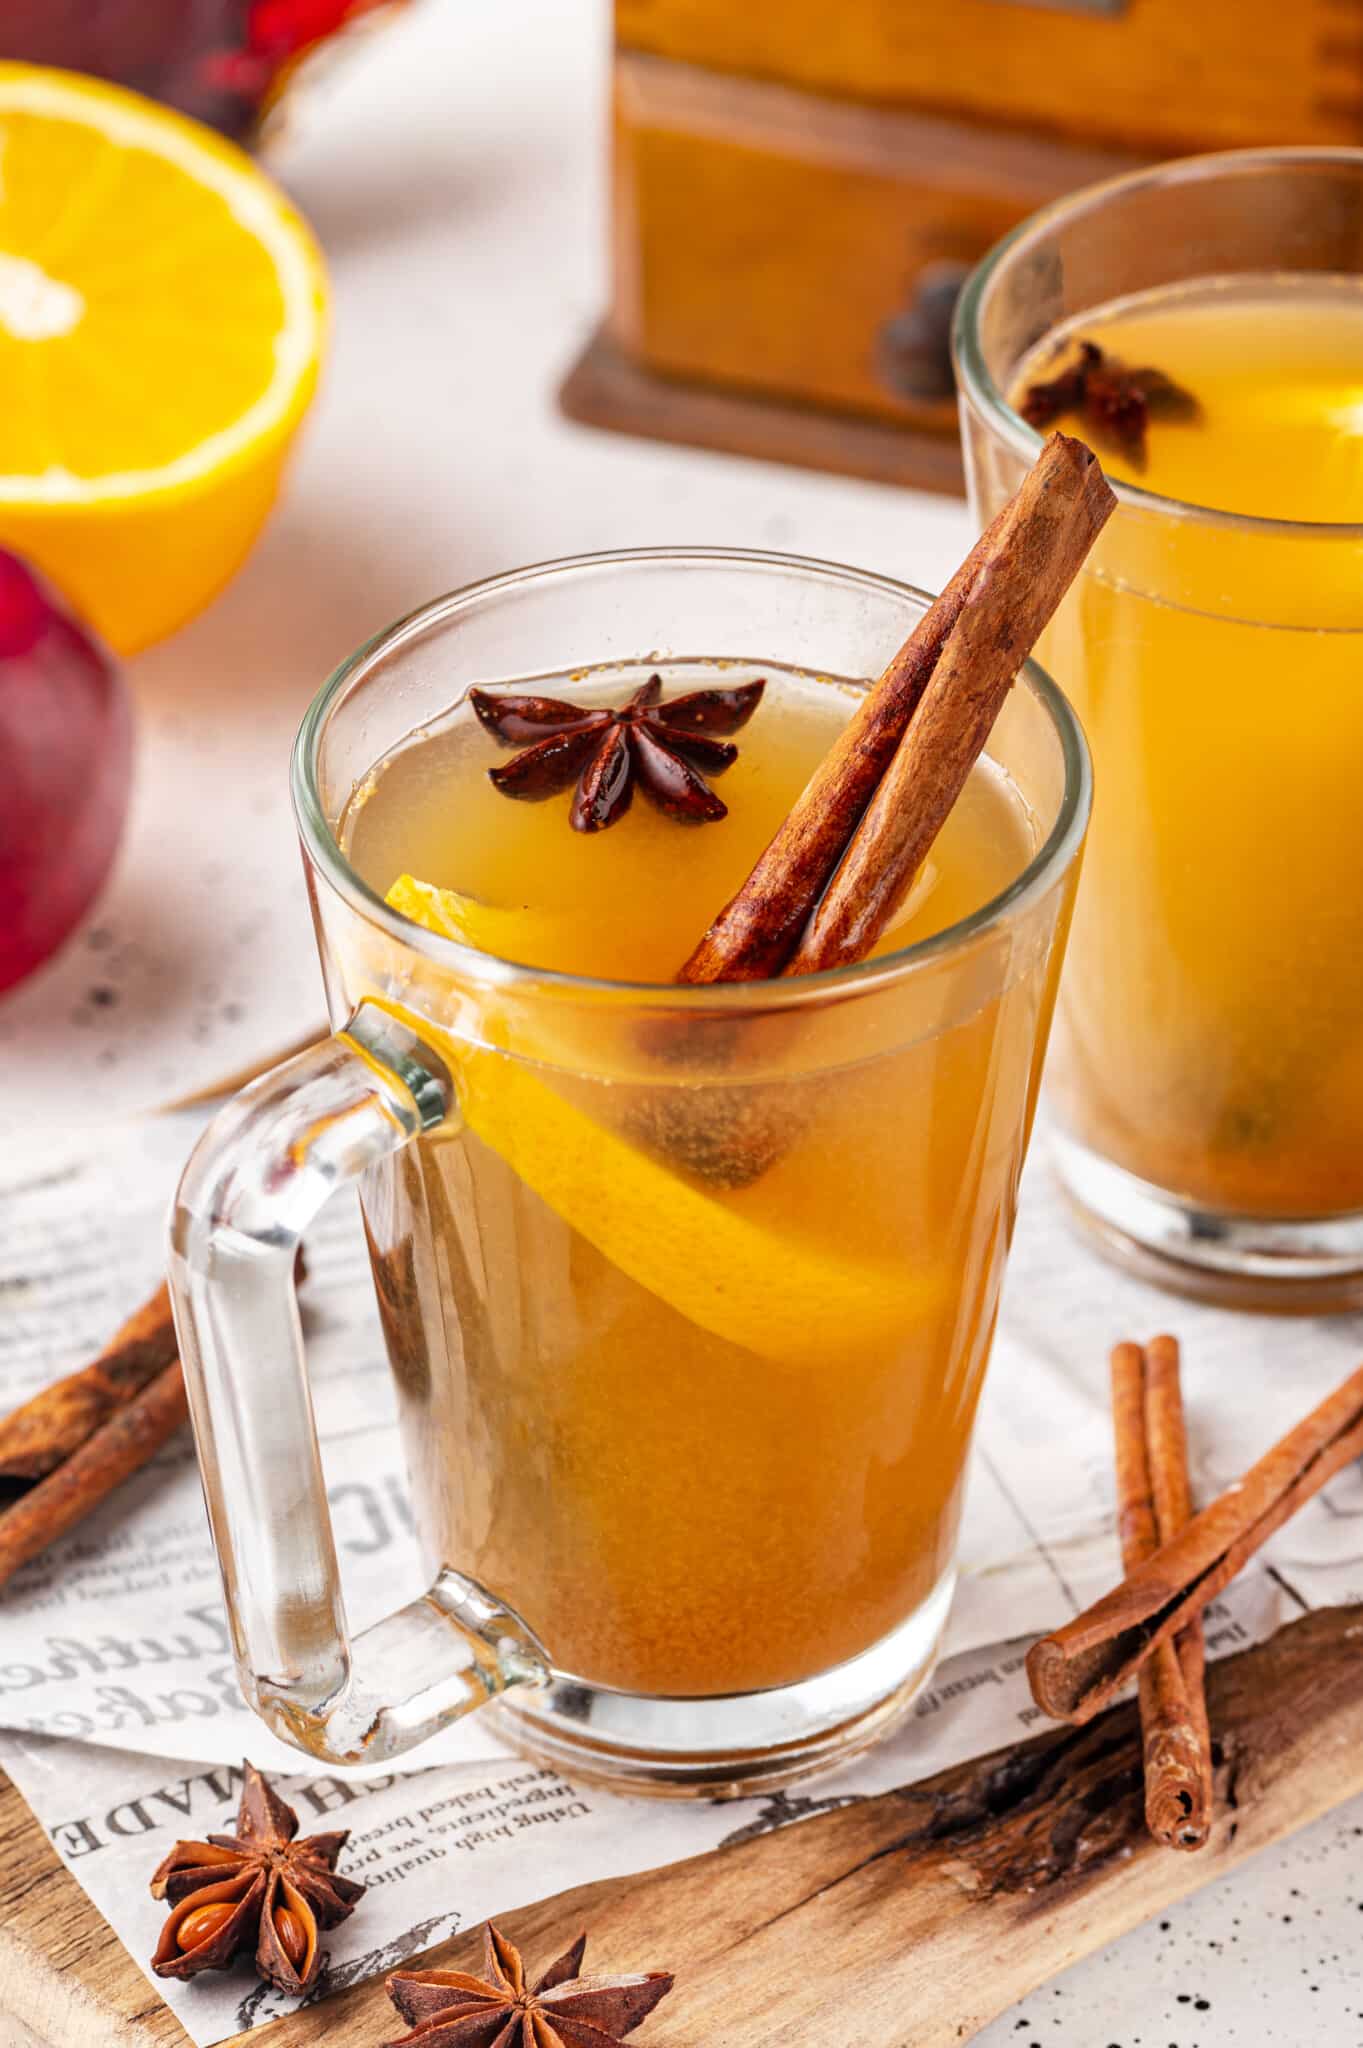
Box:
(291, 545), (1092, 1012)
(952, 143), (1363, 542)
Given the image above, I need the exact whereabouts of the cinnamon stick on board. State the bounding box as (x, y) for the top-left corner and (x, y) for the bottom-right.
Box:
(678, 433), (1115, 986)
(1145, 1334), (1211, 1760)
(1028, 1355), (1363, 1724)
(1110, 1340), (1211, 1851)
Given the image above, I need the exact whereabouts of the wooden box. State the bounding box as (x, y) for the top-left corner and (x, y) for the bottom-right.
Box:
(561, 1), (1363, 495)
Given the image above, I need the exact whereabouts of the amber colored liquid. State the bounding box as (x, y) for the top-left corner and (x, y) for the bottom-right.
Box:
(1014, 280), (1363, 1216)
(342, 663), (1047, 1695)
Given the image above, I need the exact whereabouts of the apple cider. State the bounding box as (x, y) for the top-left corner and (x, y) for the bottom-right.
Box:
(339, 660), (1054, 1699)
(1012, 280), (1363, 1220)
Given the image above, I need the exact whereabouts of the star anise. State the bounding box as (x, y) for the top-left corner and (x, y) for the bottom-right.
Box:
(469, 674), (764, 831)
(385, 1920), (673, 2047)
(149, 1761), (366, 1995)
(1021, 338), (1199, 468)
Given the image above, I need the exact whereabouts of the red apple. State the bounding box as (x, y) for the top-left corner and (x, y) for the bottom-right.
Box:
(0, 1), (397, 144)
(0, 552), (133, 995)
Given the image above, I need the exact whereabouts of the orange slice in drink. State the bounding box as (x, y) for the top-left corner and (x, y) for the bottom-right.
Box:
(0, 64), (326, 650)
(382, 875), (938, 1362)
(384, 873), (567, 968)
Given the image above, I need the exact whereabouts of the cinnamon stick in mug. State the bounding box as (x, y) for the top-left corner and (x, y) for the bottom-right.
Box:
(1110, 1340), (1211, 1851)
(678, 433), (1115, 986)
(1028, 1356), (1363, 1724)
(786, 438), (1112, 975)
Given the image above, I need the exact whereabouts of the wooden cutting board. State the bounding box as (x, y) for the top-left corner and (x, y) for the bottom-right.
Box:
(2, 1604), (1360, 2048)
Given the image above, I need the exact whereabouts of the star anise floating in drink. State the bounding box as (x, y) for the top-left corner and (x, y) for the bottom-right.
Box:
(1021, 339), (1200, 467)
(384, 1920), (674, 2046)
(149, 1761), (366, 1995)
(469, 675), (764, 831)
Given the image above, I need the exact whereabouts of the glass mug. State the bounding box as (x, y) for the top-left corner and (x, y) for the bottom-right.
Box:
(168, 550), (1089, 1793)
(955, 149), (1363, 1309)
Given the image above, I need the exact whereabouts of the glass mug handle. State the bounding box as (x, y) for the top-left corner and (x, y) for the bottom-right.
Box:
(167, 1001), (549, 1765)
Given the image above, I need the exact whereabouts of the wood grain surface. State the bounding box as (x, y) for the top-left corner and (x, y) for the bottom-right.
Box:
(0, 1769), (190, 2048)
(609, 55), (1145, 429)
(559, 326), (969, 495)
(2, 1605), (1361, 2046)
(615, 0), (1363, 156)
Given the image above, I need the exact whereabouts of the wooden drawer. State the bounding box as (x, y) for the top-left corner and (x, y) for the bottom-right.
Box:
(609, 54), (1145, 430)
(616, 0), (1363, 158)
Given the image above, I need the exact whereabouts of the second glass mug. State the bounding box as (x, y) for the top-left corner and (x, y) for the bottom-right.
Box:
(955, 148), (1363, 1308)
(168, 550), (1089, 1792)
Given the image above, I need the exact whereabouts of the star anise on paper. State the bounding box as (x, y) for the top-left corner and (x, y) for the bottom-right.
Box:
(469, 674), (764, 831)
(1021, 338), (1200, 468)
(384, 1920), (674, 2046)
(149, 1761), (366, 1995)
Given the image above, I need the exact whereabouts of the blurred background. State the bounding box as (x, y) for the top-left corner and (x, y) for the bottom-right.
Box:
(1, 0), (1354, 1140)
(1, 0), (982, 1145)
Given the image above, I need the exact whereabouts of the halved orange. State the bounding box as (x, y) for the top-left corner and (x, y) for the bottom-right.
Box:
(0, 64), (327, 651)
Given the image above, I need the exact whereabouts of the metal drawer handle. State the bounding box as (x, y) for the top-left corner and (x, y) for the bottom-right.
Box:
(877, 259), (972, 404)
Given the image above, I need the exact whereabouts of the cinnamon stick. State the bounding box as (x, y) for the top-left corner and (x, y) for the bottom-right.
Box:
(677, 433), (1114, 986)
(1028, 1356), (1363, 1724)
(675, 526), (990, 987)
(0, 1282), (176, 1480)
(0, 1250), (304, 1589)
(1145, 1334), (1210, 1759)
(1110, 1341), (1211, 1851)
(787, 436), (1113, 975)
(0, 1361), (188, 1588)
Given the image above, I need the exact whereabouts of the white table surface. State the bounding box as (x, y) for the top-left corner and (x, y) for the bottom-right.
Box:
(2, 0), (1361, 2037)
